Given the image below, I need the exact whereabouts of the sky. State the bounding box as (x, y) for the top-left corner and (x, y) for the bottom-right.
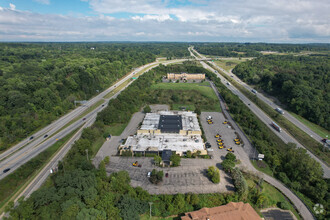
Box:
(0, 0), (329, 42)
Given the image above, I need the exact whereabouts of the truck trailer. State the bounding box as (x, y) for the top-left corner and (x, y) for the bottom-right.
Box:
(271, 121), (282, 132)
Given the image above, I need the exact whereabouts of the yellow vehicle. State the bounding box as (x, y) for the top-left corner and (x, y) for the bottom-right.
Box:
(219, 145), (224, 149)
(217, 139), (222, 142)
(223, 121), (228, 124)
(218, 142), (223, 146)
(234, 138), (240, 142)
(235, 142), (240, 145)
(133, 161), (138, 167)
(227, 148), (233, 152)
(208, 121), (213, 124)
(214, 134), (220, 138)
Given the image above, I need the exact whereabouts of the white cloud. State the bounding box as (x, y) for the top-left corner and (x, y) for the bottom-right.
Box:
(9, 3), (16, 10)
(0, 0), (329, 42)
(33, 0), (51, 5)
(132, 14), (172, 22)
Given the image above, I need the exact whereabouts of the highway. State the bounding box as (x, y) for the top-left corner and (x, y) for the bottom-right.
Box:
(189, 47), (330, 178)
(192, 47), (327, 146)
(0, 59), (186, 180)
(209, 82), (315, 220)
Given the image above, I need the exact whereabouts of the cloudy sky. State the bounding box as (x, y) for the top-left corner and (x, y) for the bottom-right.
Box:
(0, 0), (329, 42)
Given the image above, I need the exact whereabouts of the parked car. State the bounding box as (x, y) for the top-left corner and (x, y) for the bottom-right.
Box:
(44, 134), (48, 138)
(165, 173), (169, 178)
(147, 172), (151, 178)
(29, 136), (34, 140)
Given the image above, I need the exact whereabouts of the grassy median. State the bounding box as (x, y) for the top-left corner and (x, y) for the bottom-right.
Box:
(0, 128), (78, 209)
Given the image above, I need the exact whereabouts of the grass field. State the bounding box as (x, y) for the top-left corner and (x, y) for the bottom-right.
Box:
(251, 160), (273, 177)
(290, 112), (329, 138)
(105, 123), (128, 136)
(0, 128), (78, 210)
(214, 59), (249, 72)
(171, 104), (195, 111)
(151, 82), (218, 101)
(104, 79), (132, 99)
(151, 81), (221, 112)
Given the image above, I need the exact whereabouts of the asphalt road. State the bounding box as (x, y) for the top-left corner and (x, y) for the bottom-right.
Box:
(206, 77), (315, 220)
(190, 47), (330, 179)
(211, 60), (326, 146)
(0, 59), (187, 180)
(193, 47), (328, 145)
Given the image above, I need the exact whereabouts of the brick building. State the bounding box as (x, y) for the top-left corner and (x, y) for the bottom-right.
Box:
(167, 73), (205, 80)
(181, 202), (261, 220)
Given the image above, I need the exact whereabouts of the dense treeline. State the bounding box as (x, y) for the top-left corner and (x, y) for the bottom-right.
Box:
(7, 63), (241, 219)
(8, 64), (299, 219)
(0, 43), (190, 151)
(232, 55), (330, 130)
(193, 43), (330, 57)
(206, 70), (328, 219)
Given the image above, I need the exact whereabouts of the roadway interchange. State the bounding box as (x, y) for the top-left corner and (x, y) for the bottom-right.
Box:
(190, 47), (330, 179)
(192, 47), (326, 146)
(0, 59), (186, 180)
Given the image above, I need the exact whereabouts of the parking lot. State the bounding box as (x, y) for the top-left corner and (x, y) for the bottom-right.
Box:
(95, 110), (239, 195)
(106, 156), (234, 194)
(201, 112), (242, 161)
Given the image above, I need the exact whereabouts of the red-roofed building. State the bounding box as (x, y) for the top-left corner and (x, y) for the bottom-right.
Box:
(181, 202), (261, 220)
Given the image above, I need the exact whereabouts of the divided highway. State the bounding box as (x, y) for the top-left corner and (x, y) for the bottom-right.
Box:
(192, 47), (327, 146)
(189, 47), (330, 178)
(0, 59), (186, 180)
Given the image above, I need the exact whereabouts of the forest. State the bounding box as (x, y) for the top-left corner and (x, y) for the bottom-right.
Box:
(205, 70), (328, 219)
(0, 42), (190, 151)
(193, 43), (330, 57)
(6, 63), (304, 219)
(232, 55), (330, 130)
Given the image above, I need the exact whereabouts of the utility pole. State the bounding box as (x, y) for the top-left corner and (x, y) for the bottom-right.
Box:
(85, 149), (89, 161)
(149, 202), (153, 219)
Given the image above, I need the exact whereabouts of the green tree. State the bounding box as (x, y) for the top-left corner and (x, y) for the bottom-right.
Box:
(207, 166), (220, 184)
(170, 154), (181, 167)
(143, 105), (151, 113)
(153, 155), (162, 165)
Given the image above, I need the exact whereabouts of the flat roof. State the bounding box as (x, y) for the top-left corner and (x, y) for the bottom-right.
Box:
(158, 115), (182, 133)
(140, 111), (200, 132)
(124, 133), (204, 153)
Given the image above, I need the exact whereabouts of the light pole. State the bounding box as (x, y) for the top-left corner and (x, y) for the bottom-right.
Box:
(148, 202), (153, 219)
(85, 149), (89, 161)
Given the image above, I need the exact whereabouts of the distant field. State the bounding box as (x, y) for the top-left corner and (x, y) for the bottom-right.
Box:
(151, 82), (221, 112)
(151, 82), (217, 100)
(214, 58), (250, 72)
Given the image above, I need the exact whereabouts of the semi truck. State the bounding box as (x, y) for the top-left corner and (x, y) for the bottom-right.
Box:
(271, 121), (282, 132)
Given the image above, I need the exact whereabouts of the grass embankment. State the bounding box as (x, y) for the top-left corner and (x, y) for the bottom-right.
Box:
(0, 128), (79, 210)
(251, 160), (273, 177)
(103, 63), (161, 100)
(151, 82), (221, 112)
(214, 59), (249, 72)
(209, 62), (330, 165)
(245, 174), (301, 220)
(290, 112), (330, 139)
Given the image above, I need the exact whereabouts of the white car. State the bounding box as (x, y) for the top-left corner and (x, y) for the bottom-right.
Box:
(147, 172), (151, 178)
